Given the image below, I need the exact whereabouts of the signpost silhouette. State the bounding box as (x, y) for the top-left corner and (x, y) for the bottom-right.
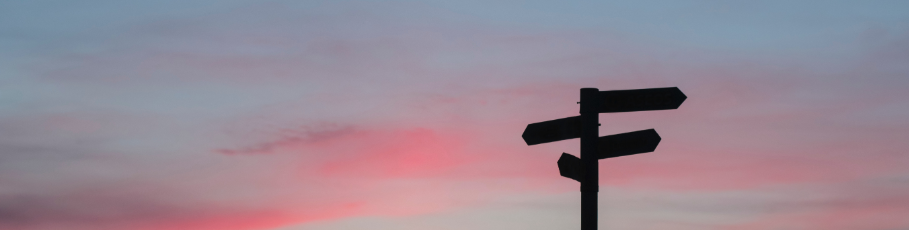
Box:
(522, 87), (686, 230)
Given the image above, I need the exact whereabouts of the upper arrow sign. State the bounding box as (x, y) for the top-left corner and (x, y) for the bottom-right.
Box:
(522, 116), (581, 145)
(597, 129), (661, 159)
(596, 87), (686, 113)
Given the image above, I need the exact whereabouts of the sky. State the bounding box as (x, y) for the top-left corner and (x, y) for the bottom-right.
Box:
(2, 0), (909, 229)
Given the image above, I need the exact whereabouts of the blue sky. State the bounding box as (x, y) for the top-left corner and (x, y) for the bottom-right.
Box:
(2, 0), (909, 229)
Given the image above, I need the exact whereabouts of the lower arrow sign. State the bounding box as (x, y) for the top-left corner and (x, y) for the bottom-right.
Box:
(557, 129), (661, 182)
(598, 129), (661, 159)
(558, 153), (583, 182)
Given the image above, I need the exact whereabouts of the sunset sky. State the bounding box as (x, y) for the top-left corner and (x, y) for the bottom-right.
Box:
(2, 0), (909, 229)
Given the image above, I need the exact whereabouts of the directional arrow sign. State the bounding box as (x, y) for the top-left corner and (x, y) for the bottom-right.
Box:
(597, 129), (661, 159)
(522, 116), (581, 145)
(596, 87), (687, 113)
(558, 153), (582, 182)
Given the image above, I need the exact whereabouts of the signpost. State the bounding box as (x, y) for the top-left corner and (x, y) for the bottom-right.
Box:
(522, 87), (686, 230)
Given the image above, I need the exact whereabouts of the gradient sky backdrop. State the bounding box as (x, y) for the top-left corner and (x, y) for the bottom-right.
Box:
(2, 0), (909, 229)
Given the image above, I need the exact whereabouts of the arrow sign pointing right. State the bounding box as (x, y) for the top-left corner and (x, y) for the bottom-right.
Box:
(596, 87), (687, 113)
(598, 129), (661, 159)
(557, 129), (660, 182)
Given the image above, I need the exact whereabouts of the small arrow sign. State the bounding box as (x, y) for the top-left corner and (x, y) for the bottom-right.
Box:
(598, 129), (661, 159)
(522, 116), (581, 145)
(558, 153), (582, 182)
(596, 87), (687, 113)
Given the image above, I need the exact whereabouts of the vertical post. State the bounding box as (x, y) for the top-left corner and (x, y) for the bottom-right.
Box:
(579, 88), (599, 230)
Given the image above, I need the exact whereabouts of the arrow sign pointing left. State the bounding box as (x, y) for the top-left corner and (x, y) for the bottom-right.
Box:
(558, 153), (582, 182)
(522, 116), (581, 145)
